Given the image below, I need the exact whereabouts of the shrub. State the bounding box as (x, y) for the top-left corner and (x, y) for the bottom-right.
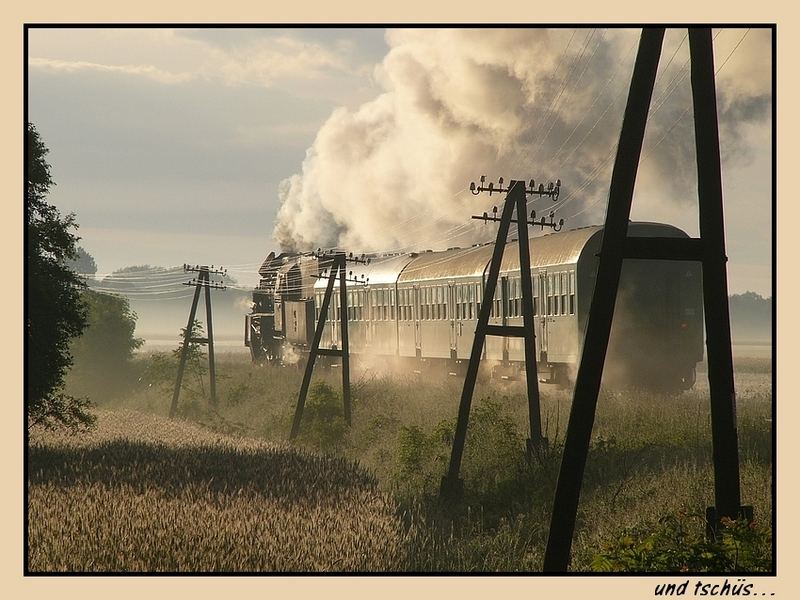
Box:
(296, 382), (348, 452)
(591, 512), (772, 572)
(394, 396), (526, 502)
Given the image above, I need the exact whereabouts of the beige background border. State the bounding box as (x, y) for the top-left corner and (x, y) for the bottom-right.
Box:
(2, 1), (790, 597)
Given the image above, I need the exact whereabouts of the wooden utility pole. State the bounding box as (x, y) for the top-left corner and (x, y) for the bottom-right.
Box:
(169, 264), (227, 418)
(440, 177), (563, 503)
(289, 251), (368, 439)
(542, 27), (746, 572)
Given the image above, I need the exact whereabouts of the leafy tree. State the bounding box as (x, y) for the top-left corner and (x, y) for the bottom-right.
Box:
(26, 123), (92, 430)
(65, 246), (97, 277)
(68, 290), (144, 399)
(142, 320), (209, 409)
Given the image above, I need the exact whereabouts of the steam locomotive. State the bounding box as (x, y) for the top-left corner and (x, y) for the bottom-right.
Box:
(245, 222), (704, 391)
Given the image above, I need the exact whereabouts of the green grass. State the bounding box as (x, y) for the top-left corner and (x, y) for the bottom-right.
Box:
(33, 350), (772, 572)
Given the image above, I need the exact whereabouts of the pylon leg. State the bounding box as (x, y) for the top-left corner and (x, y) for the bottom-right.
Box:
(543, 28), (665, 572)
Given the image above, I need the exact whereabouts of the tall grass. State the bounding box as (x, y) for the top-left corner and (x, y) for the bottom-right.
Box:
(38, 351), (772, 572)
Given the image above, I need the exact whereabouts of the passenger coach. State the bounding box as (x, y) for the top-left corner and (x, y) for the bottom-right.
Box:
(248, 222), (704, 391)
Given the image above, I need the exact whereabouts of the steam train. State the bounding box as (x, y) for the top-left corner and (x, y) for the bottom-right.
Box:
(245, 222), (704, 391)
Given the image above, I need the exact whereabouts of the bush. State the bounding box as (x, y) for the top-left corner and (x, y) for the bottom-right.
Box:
(295, 382), (348, 452)
(591, 512), (772, 572)
(395, 397), (526, 502)
(68, 290), (143, 400)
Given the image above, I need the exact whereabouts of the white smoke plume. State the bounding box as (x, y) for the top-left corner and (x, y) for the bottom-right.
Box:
(273, 28), (771, 253)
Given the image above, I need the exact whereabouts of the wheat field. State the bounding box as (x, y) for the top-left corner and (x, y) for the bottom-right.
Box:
(27, 410), (412, 572)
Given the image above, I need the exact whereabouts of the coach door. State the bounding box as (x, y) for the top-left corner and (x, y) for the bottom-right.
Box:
(413, 285), (422, 356)
(448, 282), (457, 358)
(364, 289), (373, 349)
(330, 291), (340, 348)
(538, 270), (548, 362)
(500, 275), (510, 361)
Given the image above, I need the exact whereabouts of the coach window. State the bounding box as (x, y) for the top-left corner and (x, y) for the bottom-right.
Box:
(383, 288), (389, 321)
(508, 278), (515, 317)
(476, 283), (482, 317)
(569, 271), (576, 315)
(556, 273), (562, 316)
(553, 274), (559, 316)
(532, 277), (538, 316)
(552, 273), (558, 315)
(397, 289), (402, 321)
(511, 278), (517, 318)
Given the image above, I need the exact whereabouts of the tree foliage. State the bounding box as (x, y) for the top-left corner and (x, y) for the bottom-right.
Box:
(69, 290), (143, 399)
(26, 123), (92, 430)
(65, 246), (98, 277)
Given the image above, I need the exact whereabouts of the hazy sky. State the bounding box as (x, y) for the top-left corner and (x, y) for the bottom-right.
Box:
(27, 27), (772, 295)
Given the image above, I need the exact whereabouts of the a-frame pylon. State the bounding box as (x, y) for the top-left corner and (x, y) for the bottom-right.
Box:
(440, 177), (563, 502)
(290, 251), (368, 440)
(169, 264), (227, 418)
(543, 27), (748, 571)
